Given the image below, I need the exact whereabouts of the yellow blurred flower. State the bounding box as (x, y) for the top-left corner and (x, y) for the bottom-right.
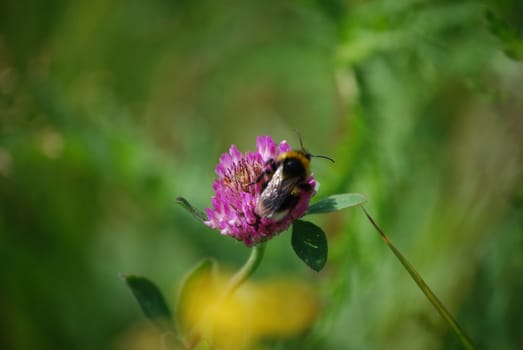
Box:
(178, 269), (319, 350)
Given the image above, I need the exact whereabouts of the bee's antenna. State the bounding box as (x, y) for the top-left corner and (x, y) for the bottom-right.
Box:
(293, 129), (335, 163)
(293, 129), (306, 151)
(311, 154), (335, 163)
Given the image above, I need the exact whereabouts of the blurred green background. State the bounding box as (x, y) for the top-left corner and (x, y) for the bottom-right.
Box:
(1, 0), (522, 349)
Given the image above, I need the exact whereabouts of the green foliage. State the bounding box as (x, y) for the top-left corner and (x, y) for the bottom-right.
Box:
(292, 220), (328, 272)
(307, 193), (367, 214)
(124, 275), (172, 332)
(486, 9), (523, 60)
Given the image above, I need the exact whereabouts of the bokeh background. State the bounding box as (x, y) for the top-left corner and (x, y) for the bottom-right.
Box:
(1, 0), (522, 349)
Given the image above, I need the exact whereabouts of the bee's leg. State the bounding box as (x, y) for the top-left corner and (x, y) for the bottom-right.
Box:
(252, 158), (276, 184)
(297, 182), (313, 192)
(253, 171), (266, 184)
(267, 158), (278, 171)
(249, 214), (261, 230)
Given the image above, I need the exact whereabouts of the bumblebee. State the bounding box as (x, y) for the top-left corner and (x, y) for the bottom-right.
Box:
(255, 133), (334, 222)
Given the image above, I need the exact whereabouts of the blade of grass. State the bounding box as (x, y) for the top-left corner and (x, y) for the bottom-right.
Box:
(361, 206), (476, 350)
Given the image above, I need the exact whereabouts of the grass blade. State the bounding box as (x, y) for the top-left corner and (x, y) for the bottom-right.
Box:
(361, 206), (476, 350)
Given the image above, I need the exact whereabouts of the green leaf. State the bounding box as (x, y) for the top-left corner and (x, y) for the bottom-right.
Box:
(124, 275), (172, 331)
(291, 220), (328, 272)
(176, 259), (217, 335)
(307, 193), (367, 215)
(176, 196), (207, 223)
(486, 10), (523, 61)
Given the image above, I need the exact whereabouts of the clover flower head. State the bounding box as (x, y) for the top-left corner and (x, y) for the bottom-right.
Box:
(205, 136), (316, 246)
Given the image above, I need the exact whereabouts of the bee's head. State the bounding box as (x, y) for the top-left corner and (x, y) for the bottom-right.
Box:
(279, 150), (311, 180)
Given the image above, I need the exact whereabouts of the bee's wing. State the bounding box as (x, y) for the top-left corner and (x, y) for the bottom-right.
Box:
(257, 167), (299, 219)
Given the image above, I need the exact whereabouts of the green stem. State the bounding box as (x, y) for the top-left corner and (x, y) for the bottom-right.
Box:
(225, 243), (266, 297)
(361, 206), (476, 350)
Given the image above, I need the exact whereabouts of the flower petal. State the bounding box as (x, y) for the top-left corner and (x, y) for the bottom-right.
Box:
(256, 136), (277, 161)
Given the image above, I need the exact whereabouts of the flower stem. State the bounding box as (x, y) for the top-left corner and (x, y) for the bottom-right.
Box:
(225, 243), (267, 296)
(361, 206), (476, 350)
